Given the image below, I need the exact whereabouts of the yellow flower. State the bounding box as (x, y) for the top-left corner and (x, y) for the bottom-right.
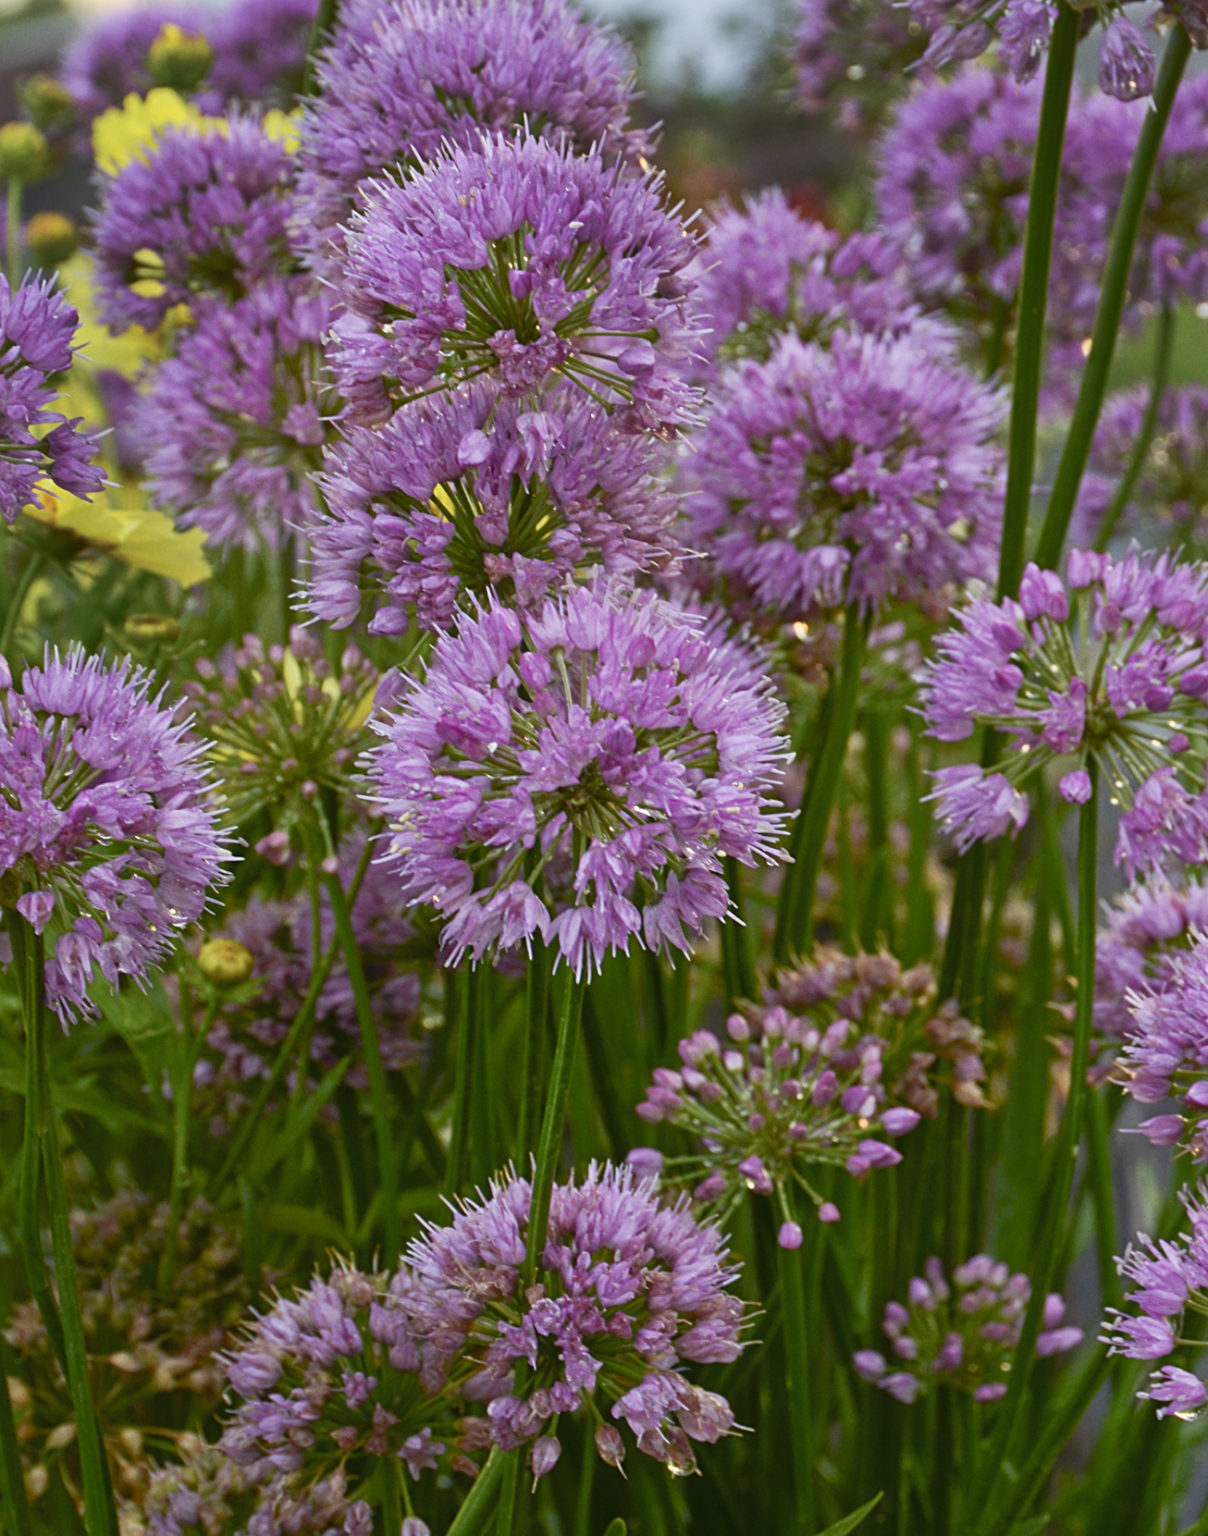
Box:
(91, 87), (225, 176)
(261, 108), (302, 154)
(25, 488), (212, 586)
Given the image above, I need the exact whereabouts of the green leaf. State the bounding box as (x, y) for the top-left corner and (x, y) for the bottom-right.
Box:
(814, 1493), (883, 1536)
(98, 980), (182, 1108)
(602, 1521), (627, 1536)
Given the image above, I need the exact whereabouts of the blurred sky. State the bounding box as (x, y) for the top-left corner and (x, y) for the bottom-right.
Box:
(587, 0), (773, 92)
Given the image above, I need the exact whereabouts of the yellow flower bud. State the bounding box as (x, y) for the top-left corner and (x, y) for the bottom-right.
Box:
(198, 937), (255, 986)
(0, 122), (50, 183)
(145, 23), (214, 93)
(25, 211), (77, 267)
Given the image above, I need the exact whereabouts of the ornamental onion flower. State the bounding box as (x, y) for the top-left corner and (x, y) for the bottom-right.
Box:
(792, 0), (927, 128)
(136, 278), (335, 551)
(679, 328), (1004, 624)
(1102, 1181), (1208, 1417)
(0, 647), (232, 1022)
(855, 1255), (1081, 1404)
(307, 382), (681, 635)
(1115, 936), (1208, 1159)
(59, 2), (209, 124)
(0, 274), (104, 523)
(328, 132), (700, 436)
(1094, 876), (1208, 1040)
(295, 0), (650, 271)
(401, 1163), (747, 1478)
(91, 116), (298, 331)
(206, 0), (315, 107)
(633, 948), (987, 1231)
(922, 550), (1208, 876)
(1078, 386), (1208, 550)
(366, 578), (788, 977)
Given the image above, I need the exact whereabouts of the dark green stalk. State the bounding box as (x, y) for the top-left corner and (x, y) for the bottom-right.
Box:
(773, 607), (865, 966)
(323, 868), (401, 1257)
(997, 0), (1079, 600)
(300, 0), (339, 91)
(0, 1338), (32, 1536)
(446, 966), (479, 1198)
(519, 942), (551, 1156)
(1, 549), (44, 657)
(5, 181), (20, 288)
(978, 765), (1099, 1510)
(523, 972), (584, 1289)
(445, 1446), (508, 1536)
(1033, 23), (1193, 571)
(1093, 304), (1176, 553)
(860, 707), (891, 950)
(721, 858), (756, 1001)
(776, 1187), (815, 1534)
(160, 998), (219, 1291)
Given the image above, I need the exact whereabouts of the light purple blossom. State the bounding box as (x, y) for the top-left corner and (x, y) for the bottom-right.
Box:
(1095, 877), (1208, 1040)
(307, 382), (682, 635)
(0, 648), (231, 1022)
(857, 1255), (1080, 1402)
(680, 328), (1004, 622)
(206, 0), (316, 107)
(1116, 937), (1208, 1159)
(0, 274), (104, 523)
(59, 2), (209, 124)
(329, 132), (700, 436)
(1098, 15), (1157, 102)
(922, 550), (1208, 874)
(1078, 386), (1208, 549)
(366, 578), (788, 977)
(792, 0), (928, 128)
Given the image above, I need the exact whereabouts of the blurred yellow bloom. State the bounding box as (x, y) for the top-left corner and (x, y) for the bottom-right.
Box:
(262, 109), (302, 154)
(26, 488), (212, 586)
(91, 87), (223, 176)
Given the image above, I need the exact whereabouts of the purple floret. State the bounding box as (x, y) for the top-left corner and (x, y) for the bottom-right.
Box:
(207, 0), (317, 107)
(366, 577), (788, 977)
(0, 647), (232, 1023)
(1095, 876), (1208, 1040)
(329, 132), (701, 435)
(91, 118), (298, 332)
(59, 1), (209, 123)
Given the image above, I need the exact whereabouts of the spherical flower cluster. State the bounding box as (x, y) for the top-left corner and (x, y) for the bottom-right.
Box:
(4, 1192), (250, 1507)
(1102, 1181), (1208, 1418)
(633, 948), (987, 1235)
(59, 2), (207, 123)
(793, 0), (927, 129)
(206, 0), (315, 107)
(0, 647), (231, 1022)
(366, 579), (788, 977)
(679, 328), (1004, 624)
(91, 117), (297, 331)
(329, 133), (700, 435)
(218, 1261), (462, 1528)
(403, 1164), (746, 1477)
(854, 1255), (1082, 1404)
(0, 274), (104, 523)
(126, 1445), (256, 1536)
(1094, 877), (1208, 1039)
(1126, 74), (1208, 307)
(308, 383), (681, 635)
(182, 626), (378, 836)
(137, 278), (335, 551)
(1115, 935), (1208, 1159)
(689, 188), (927, 379)
(1079, 386), (1208, 550)
(923, 551), (1208, 876)
(295, 0), (649, 269)
(194, 845), (422, 1136)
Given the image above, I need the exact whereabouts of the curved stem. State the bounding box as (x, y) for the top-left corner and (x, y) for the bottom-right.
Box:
(523, 971), (584, 1289)
(1, 549), (45, 657)
(998, 0), (1079, 601)
(773, 606), (865, 967)
(1093, 304), (1176, 553)
(1033, 23), (1193, 571)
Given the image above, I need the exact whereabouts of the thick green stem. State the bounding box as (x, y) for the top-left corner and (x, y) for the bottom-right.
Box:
(773, 607), (865, 966)
(446, 967), (479, 1198)
(519, 943), (551, 1156)
(979, 766), (1099, 1509)
(445, 1447), (508, 1536)
(323, 869), (401, 1258)
(997, 0), (1079, 601)
(523, 972), (584, 1289)
(160, 998), (218, 1292)
(1093, 304), (1176, 553)
(776, 1187), (815, 1534)
(1033, 23), (1193, 571)
(720, 857), (756, 1001)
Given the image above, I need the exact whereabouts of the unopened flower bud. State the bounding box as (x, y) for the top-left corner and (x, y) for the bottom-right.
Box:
(530, 1435), (561, 1478)
(19, 74), (76, 134)
(0, 122), (50, 182)
(198, 938), (255, 987)
(25, 211), (78, 266)
(146, 23), (214, 92)
(123, 611), (181, 646)
(594, 1424), (625, 1468)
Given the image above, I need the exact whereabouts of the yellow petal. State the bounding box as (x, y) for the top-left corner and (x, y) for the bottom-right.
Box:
(92, 87), (227, 176)
(27, 488), (212, 586)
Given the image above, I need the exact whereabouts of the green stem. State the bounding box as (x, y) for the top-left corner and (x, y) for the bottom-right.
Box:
(776, 1187), (814, 1534)
(979, 765), (1099, 1510)
(300, 0), (341, 93)
(519, 943), (551, 1156)
(720, 858), (756, 1001)
(0, 1336), (32, 1536)
(1093, 304), (1176, 553)
(160, 998), (219, 1292)
(773, 606), (865, 966)
(323, 868), (401, 1258)
(997, 0), (1079, 601)
(5, 181), (21, 288)
(446, 1447), (509, 1536)
(1033, 23), (1193, 571)
(523, 972), (584, 1289)
(1, 549), (45, 657)
(446, 967), (479, 1197)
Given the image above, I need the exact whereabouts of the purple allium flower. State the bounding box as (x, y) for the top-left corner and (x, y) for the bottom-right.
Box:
(402, 1163), (746, 1477)
(1115, 937), (1208, 1159)
(688, 188), (934, 380)
(307, 381), (681, 635)
(137, 277), (334, 551)
(59, 2), (208, 123)
(999, 0), (1057, 83)
(218, 1260), (461, 1521)
(1078, 386), (1208, 550)
(206, 0), (316, 107)
(329, 133), (700, 435)
(0, 274), (104, 523)
(1103, 1182), (1208, 1417)
(295, 0), (650, 272)
(182, 627), (378, 835)
(857, 1255), (1080, 1402)
(1133, 74), (1208, 307)
(922, 549), (1208, 874)
(792, 0), (928, 128)
(0, 647), (231, 1023)
(1094, 876), (1208, 1040)
(679, 328), (1004, 623)
(366, 578), (788, 977)
(90, 118), (297, 332)
(135, 1445), (256, 1536)
(635, 948), (986, 1227)
(1098, 15), (1157, 102)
